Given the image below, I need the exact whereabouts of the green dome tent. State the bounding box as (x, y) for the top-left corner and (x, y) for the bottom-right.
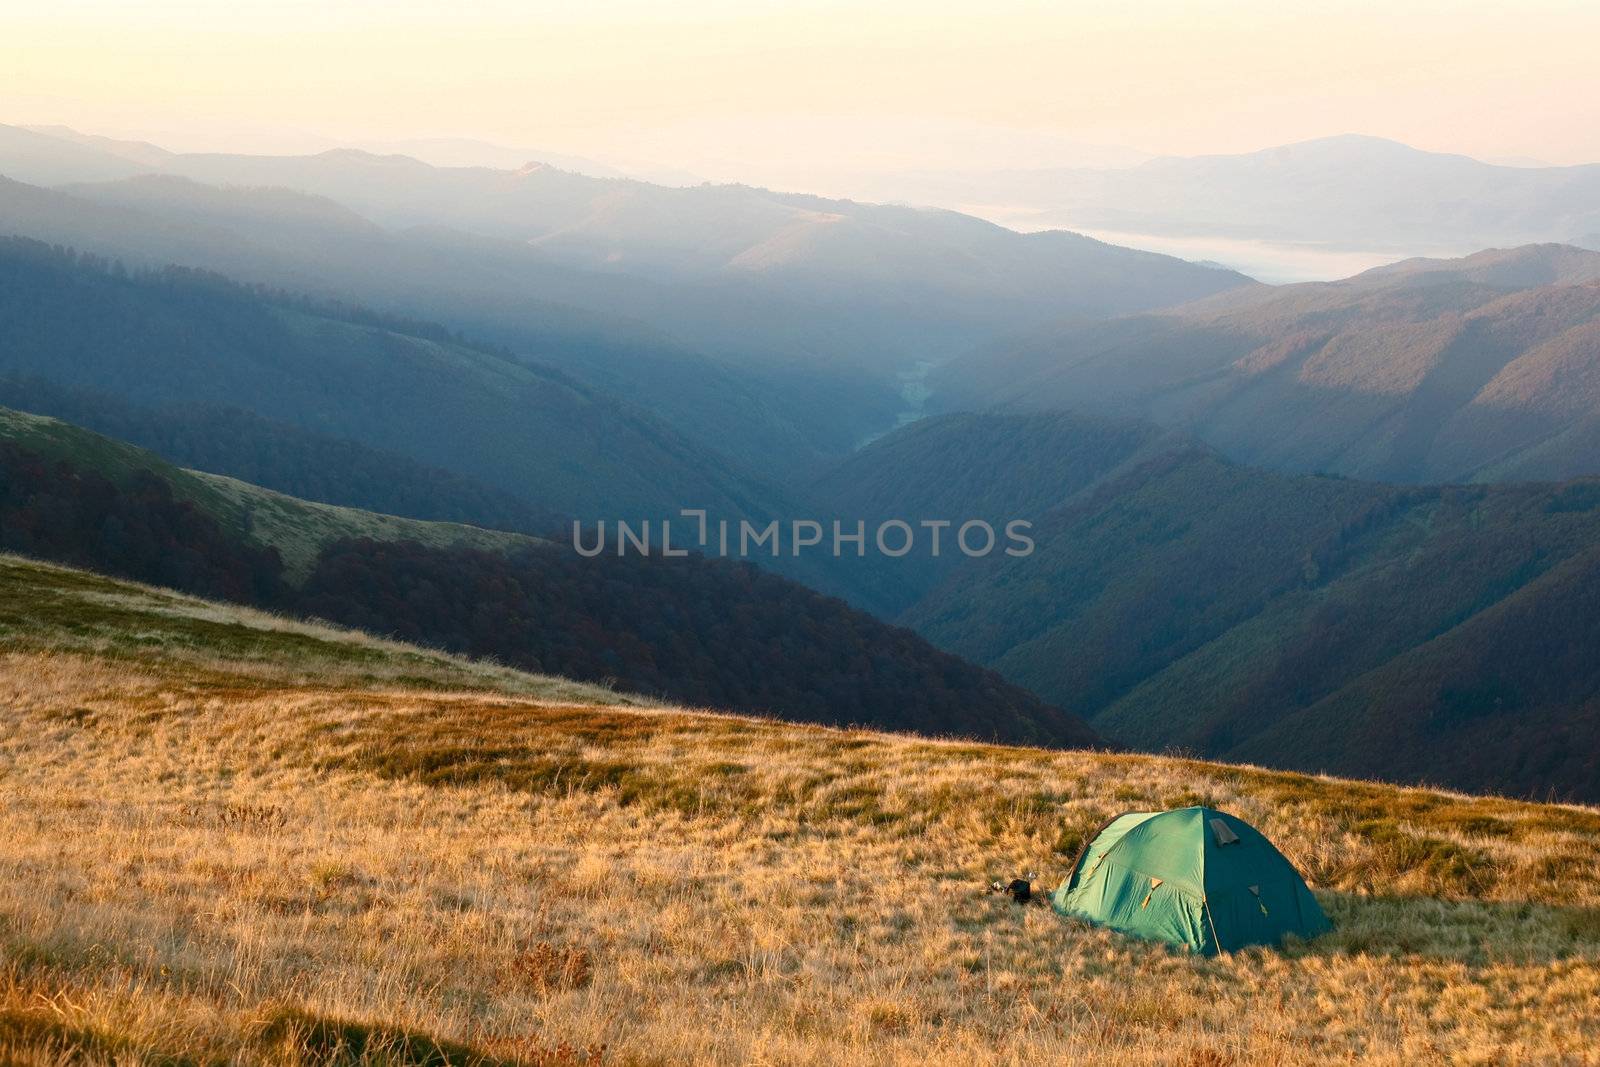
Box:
(1052, 807), (1331, 955)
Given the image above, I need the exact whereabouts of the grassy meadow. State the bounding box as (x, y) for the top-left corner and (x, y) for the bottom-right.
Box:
(2, 553), (1599, 1065)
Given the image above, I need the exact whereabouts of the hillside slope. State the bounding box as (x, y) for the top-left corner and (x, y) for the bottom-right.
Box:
(0, 236), (795, 524)
(0, 407), (537, 580)
(812, 412), (1168, 612)
(0, 374), (557, 535)
(3, 553), (1599, 1064)
(823, 413), (1600, 800)
(935, 244), (1600, 484)
(0, 409), (1092, 746)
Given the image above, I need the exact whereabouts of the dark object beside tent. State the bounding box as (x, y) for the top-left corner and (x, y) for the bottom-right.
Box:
(1052, 806), (1331, 954)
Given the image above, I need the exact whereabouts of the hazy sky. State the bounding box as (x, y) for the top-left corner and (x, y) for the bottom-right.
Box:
(7, 0), (1600, 177)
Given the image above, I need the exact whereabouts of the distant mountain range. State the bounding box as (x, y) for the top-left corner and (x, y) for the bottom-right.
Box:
(864, 135), (1600, 255)
(0, 122), (1249, 472)
(935, 244), (1600, 484)
(822, 411), (1600, 801)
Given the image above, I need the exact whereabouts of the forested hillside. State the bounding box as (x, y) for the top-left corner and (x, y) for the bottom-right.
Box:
(825, 412), (1600, 800)
(0, 374), (557, 535)
(0, 439), (285, 605)
(1228, 541), (1600, 798)
(816, 412), (1165, 531)
(812, 412), (1167, 612)
(295, 537), (1092, 743)
(0, 406), (542, 579)
(0, 178), (859, 472)
(0, 410), (1095, 746)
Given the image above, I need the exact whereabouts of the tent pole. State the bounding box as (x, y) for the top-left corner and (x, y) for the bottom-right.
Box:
(1203, 897), (1222, 954)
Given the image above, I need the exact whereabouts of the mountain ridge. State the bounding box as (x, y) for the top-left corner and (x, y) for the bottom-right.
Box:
(934, 244), (1600, 485)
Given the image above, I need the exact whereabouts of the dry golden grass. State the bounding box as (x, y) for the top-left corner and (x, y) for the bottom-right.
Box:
(2, 554), (1599, 1065)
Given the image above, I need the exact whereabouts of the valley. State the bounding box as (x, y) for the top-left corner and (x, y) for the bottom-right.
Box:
(7, 217), (1600, 800)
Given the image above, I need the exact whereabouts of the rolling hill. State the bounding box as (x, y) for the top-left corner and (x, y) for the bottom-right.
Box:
(819, 412), (1600, 801)
(0, 406), (1092, 745)
(3, 552), (1600, 1063)
(0, 123), (150, 186)
(934, 244), (1600, 484)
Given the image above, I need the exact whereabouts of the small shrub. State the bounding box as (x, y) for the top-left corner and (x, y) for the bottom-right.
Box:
(1182, 1050), (1236, 1067)
(512, 942), (594, 995)
(308, 859), (358, 893)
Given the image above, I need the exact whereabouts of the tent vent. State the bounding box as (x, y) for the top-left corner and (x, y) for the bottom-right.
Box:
(1140, 877), (1164, 909)
(1210, 819), (1241, 846)
(1248, 884), (1269, 916)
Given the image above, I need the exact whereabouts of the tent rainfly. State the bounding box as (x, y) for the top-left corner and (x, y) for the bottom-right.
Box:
(1052, 806), (1331, 955)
